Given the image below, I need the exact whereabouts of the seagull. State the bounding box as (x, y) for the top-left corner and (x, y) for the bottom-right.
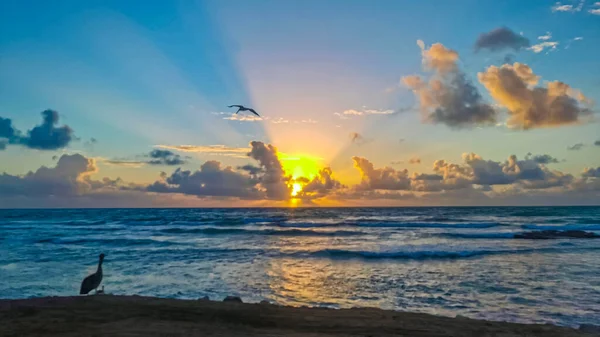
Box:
(80, 253), (105, 295)
(228, 105), (260, 117)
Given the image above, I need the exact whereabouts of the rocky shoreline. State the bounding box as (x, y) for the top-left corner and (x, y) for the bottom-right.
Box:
(1, 295), (598, 336)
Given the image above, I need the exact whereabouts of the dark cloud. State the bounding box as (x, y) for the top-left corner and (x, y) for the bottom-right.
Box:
(0, 154), (97, 197)
(474, 27), (530, 52)
(353, 157), (411, 190)
(247, 141), (290, 200)
(403, 42), (497, 128)
(144, 141), (291, 200)
(408, 157), (421, 164)
(567, 143), (585, 151)
(582, 167), (600, 178)
(146, 149), (187, 166)
(300, 168), (344, 198)
(147, 161), (261, 199)
(525, 153), (560, 164)
(24, 110), (74, 150)
(594, 140), (600, 146)
(478, 63), (592, 130)
(412, 173), (443, 181)
(0, 110), (74, 151)
(0, 117), (22, 148)
(238, 164), (263, 176)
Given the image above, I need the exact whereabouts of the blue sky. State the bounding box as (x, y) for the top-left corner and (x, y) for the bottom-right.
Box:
(0, 0), (599, 207)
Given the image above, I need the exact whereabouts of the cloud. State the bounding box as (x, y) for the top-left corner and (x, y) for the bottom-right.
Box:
(595, 140), (600, 146)
(101, 159), (146, 168)
(300, 167), (344, 198)
(567, 143), (585, 150)
(23, 110), (74, 150)
(402, 41), (497, 128)
(529, 41), (559, 53)
(0, 110), (74, 151)
(390, 161), (404, 165)
(551, 1), (585, 12)
(146, 149), (187, 166)
(271, 117), (289, 124)
(147, 161), (262, 199)
(582, 167), (600, 178)
(0, 154), (98, 197)
(538, 32), (552, 41)
(0, 117), (22, 148)
(223, 114), (263, 122)
(478, 62), (592, 130)
(334, 108), (396, 119)
(1, 148), (598, 207)
(474, 27), (530, 52)
(247, 141), (291, 200)
(408, 157), (421, 164)
(590, 8), (600, 14)
(525, 153), (560, 164)
(353, 157), (412, 190)
(155, 145), (250, 158)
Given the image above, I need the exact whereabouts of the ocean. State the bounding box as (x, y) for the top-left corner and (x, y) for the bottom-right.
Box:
(1, 207), (599, 327)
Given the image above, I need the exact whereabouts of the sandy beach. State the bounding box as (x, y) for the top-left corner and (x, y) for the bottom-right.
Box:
(0, 295), (595, 337)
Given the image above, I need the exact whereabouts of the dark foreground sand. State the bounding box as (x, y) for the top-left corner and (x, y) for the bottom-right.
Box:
(0, 295), (596, 337)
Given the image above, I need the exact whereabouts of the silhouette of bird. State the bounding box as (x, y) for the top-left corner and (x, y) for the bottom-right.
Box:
(80, 253), (105, 295)
(228, 105), (260, 117)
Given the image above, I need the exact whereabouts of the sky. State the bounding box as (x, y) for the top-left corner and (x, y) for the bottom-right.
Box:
(1, 0), (599, 207)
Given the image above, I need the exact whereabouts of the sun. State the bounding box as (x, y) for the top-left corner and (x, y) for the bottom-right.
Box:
(278, 153), (323, 197)
(291, 183), (302, 197)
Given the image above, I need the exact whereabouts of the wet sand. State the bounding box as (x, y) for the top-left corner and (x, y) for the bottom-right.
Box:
(0, 295), (595, 337)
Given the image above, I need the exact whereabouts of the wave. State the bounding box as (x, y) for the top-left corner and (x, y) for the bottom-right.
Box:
(277, 221), (505, 229)
(356, 222), (505, 229)
(439, 232), (517, 239)
(160, 227), (364, 237)
(35, 237), (179, 247)
(299, 246), (600, 261)
(521, 224), (600, 231)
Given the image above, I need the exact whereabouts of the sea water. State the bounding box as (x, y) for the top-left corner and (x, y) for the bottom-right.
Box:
(1, 207), (599, 327)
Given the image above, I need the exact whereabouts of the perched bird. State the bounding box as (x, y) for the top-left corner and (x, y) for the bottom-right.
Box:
(80, 253), (105, 295)
(228, 105), (260, 117)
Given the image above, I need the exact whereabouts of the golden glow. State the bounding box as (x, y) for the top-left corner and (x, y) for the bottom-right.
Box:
(291, 183), (302, 197)
(279, 153), (322, 179)
(278, 153), (323, 197)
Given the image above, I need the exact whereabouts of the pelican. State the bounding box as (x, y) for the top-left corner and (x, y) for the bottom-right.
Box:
(228, 105), (260, 117)
(80, 253), (105, 295)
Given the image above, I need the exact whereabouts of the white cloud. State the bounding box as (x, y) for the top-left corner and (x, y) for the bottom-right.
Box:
(589, 8), (600, 14)
(538, 32), (552, 40)
(155, 145), (250, 158)
(529, 41), (559, 53)
(223, 114), (263, 122)
(271, 117), (289, 124)
(551, 0), (584, 12)
(335, 108), (395, 118)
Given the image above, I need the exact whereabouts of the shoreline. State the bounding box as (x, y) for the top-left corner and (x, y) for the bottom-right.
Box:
(1, 295), (596, 336)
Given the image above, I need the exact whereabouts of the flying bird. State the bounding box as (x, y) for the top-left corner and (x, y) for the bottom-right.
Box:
(228, 105), (260, 117)
(80, 253), (105, 295)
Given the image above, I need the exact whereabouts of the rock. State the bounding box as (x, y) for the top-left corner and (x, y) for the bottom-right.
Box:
(223, 296), (243, 303)
(198, 296), (210, 301)
(259, 300), (271, 305)
(514, 230), (600, 240)
(579, 324), (600, 333)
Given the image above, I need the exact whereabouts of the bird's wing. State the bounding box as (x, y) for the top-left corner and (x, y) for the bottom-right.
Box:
(249, 109), (260, 116)
(228, 105), (244, 108)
